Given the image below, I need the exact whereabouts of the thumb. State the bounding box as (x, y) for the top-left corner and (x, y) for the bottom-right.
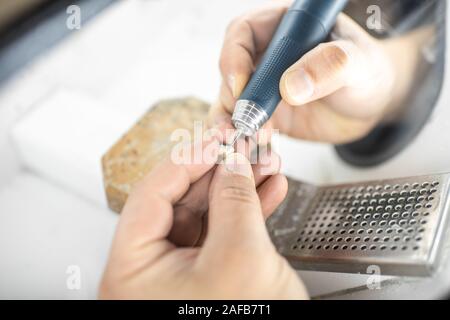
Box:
(205, 153), (271, 250)
(280, 40), (366, 106)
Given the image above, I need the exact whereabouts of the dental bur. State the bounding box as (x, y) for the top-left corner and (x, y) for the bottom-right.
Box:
(229, 0), (349, 146)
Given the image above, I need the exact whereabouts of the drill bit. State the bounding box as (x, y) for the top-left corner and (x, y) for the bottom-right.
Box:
(228, 128), (244, 149)
(217, 129), (244, 163)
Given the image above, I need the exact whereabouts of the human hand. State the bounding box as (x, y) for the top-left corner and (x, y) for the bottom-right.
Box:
(99, 136), (308, 299)
(210, 1), (405, 144)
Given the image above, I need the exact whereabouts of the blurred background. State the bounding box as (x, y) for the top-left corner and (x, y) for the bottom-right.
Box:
(0, 0), (449, 299)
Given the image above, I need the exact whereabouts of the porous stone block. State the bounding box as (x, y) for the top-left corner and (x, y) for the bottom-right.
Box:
(102, 97), (209, 213)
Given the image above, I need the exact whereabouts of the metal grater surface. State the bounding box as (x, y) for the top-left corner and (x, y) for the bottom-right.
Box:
(267, 173), (450, 276)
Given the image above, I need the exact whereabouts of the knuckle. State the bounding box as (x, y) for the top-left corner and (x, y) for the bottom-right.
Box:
(131, 179), (145, 194)
(320, 43), (349, 71)
(219, 184), (256, 204)
(226, 16), (243, 33)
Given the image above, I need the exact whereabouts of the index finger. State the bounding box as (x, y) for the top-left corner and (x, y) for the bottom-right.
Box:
(219, 2), (290, 100)
(117, 137), (221, 247)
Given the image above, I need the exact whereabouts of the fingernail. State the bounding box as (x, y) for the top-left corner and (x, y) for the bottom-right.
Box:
(285, 68), (314, 104)
(224, 153), (253, 178)
(227, 75), (237, 98)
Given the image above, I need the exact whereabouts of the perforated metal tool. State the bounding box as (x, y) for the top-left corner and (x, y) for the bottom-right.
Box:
(267, 174), (450, 277)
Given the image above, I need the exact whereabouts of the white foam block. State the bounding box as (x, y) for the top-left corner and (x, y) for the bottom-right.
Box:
(10, 90), (137, 207)
(0, 173), (117, 299)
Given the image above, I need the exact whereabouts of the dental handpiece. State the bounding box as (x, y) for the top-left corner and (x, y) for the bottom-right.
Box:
(230, 0), (348, 145)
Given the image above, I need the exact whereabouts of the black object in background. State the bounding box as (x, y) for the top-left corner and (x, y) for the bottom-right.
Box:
(336, 0), (445, 167)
